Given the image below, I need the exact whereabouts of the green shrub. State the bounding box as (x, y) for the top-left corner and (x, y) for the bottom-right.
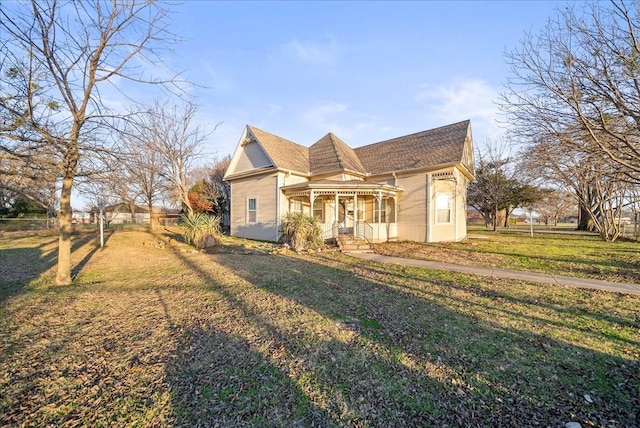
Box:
(181, 213), (221, 249)
(280, 212), (323, 251)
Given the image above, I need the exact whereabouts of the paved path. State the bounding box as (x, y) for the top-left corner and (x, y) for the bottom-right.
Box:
(347, 252), (640, 296)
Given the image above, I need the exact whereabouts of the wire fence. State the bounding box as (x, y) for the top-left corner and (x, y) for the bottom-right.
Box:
(0, 218), (59, 232)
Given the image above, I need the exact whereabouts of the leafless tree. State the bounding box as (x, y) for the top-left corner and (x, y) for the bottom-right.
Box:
(206, 155), (231, 225)
(126, 141), (169, 229)
(521, 133), (629, 240)
(0, 1), (178, 284)
(468, 139), (542, 230)
(531, 189), (575, 226)
(132, 100), (212, 216)
(501, 1), (640, 174)
(0, 154), (58, 215)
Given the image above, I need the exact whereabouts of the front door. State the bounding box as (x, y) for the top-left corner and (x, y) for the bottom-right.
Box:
(339, 198), (353, 234)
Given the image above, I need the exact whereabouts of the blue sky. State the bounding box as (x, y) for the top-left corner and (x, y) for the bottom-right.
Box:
(158, 1), (568, 159)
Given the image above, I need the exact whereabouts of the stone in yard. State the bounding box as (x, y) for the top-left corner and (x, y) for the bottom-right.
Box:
(565, 423), (581, 428)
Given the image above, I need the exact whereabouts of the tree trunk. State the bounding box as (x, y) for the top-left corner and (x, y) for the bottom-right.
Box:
(577, 204), (592, 231)
(55, 176), (74, 285)
(149, 203), (158, 231)
(129, 200), (137, 224)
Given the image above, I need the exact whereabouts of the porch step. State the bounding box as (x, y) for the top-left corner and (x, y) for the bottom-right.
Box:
(336, 235), (373, 253)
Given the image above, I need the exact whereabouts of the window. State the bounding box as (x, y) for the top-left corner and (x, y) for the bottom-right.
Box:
(247, 197), (257, 223)
(290, 198), (303, 213)
(435, 194), (451, 224)
(375, 198), (387, 223)
(313, 198), (324, 221)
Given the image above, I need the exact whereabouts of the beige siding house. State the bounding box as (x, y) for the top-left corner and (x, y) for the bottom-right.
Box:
(224, 120), (475, 243)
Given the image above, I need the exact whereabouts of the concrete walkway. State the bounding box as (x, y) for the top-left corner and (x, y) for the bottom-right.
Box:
(347, 252), (640, 296)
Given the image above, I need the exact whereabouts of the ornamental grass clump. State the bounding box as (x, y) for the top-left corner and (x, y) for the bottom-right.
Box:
(181, 213), (222, 249)
(280, 212), (323, 251)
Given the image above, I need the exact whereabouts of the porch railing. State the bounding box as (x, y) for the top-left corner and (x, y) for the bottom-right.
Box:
(321, 222), (338, 241)
(356, 221), (373, 242)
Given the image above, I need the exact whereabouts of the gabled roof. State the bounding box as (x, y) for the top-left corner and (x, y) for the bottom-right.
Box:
(247, 126), (310, 173)
(355, 120), (471, 174)
(309, 133), (367, 175)
(228, 120), (472, 180)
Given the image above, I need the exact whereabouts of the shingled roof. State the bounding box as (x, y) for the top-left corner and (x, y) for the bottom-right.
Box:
(243, 120), (470, 177)
(247, 126), (310, 173)
(309, 133), (367, 175)
(355, 120), (470, 174)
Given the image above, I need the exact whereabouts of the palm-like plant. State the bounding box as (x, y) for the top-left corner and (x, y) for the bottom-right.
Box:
(181, 213), (221, 249)
(280, 212), (323, 251)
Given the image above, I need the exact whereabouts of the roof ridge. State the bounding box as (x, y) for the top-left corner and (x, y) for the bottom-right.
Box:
(357, 119), (470, 151)
(247, 125), (309, 151)
(328, 133), (347, 170)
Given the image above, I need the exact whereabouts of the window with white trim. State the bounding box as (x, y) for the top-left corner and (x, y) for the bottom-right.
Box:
(435, 193), (451, 224)
(247, 197), (257, 223)
(313, 198), (324, 221)
(375, 198), (387, 223)
(290, 198), (303, 213)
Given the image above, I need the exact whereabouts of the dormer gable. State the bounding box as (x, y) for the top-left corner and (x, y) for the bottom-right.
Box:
(309, 133), (367, 176)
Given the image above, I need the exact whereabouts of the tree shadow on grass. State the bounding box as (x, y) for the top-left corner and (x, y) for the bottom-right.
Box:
(209, 251), (639, 426)
(327, 255), (640, 346)
(0, 231), (104, 303)
(153, 279), (336, 426)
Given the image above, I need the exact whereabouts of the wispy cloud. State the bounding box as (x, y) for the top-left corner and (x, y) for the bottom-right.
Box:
(300, 102), (380, 145)
(415, 78), (504, 145)
(198, 60), (235, 92)
(279, 36), (339, 65)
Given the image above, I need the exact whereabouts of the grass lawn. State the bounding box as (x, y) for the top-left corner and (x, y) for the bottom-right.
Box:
(0, 228), (638, 427)
(375, 228), (640, 284)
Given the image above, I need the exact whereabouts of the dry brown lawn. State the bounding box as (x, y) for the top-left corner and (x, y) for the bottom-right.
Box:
(1, 228), (638, 427)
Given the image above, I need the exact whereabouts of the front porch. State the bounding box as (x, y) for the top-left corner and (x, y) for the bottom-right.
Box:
(318, 221), (399, 244)
(282, 181), (402, 244)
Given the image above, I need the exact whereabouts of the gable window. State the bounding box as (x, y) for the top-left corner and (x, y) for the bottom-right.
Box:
(435, 193), (451, 224)
(247, 197), (257, 223)
(313, 198), (324, 222)
(375, 198), (387, 223)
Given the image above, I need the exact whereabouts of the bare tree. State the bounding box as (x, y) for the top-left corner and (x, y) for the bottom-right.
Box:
(500, 0), (640, 182)
(133, 100), (212, 216)
(125, 140), (169, 229)
(532, 189), (575, 226)
(0, 1), (177, 284)
(519, 131), (630, 240)
(209, 155), (231, 229)
(468, 139), (542, 230)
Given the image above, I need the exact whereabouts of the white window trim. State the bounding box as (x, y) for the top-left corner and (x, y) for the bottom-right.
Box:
(435, 193), (452, 224)
(313, 198), (324, 222)
(375, 198), (387, 224)
(290, 198), (303, 214)
(247, 197), (257, 224)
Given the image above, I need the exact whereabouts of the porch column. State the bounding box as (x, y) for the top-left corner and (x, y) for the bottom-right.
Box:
(393, 195), (398, 223)
(334, 193), (339, 225)
(376, 191), (383, 223)
(309, 191), (316, 214)
(353, 193), (358, 237)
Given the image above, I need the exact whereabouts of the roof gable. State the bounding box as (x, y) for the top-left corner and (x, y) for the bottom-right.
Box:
(248, 126), (309, 173)
(309, 133), (367, 175)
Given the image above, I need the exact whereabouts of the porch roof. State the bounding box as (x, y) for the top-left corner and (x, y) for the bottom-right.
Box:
(281, 179), (402, 197)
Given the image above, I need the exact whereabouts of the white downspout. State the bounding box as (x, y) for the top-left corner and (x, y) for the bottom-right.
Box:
(275, 174), (280, 241)
(426, 173), (432, 242)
